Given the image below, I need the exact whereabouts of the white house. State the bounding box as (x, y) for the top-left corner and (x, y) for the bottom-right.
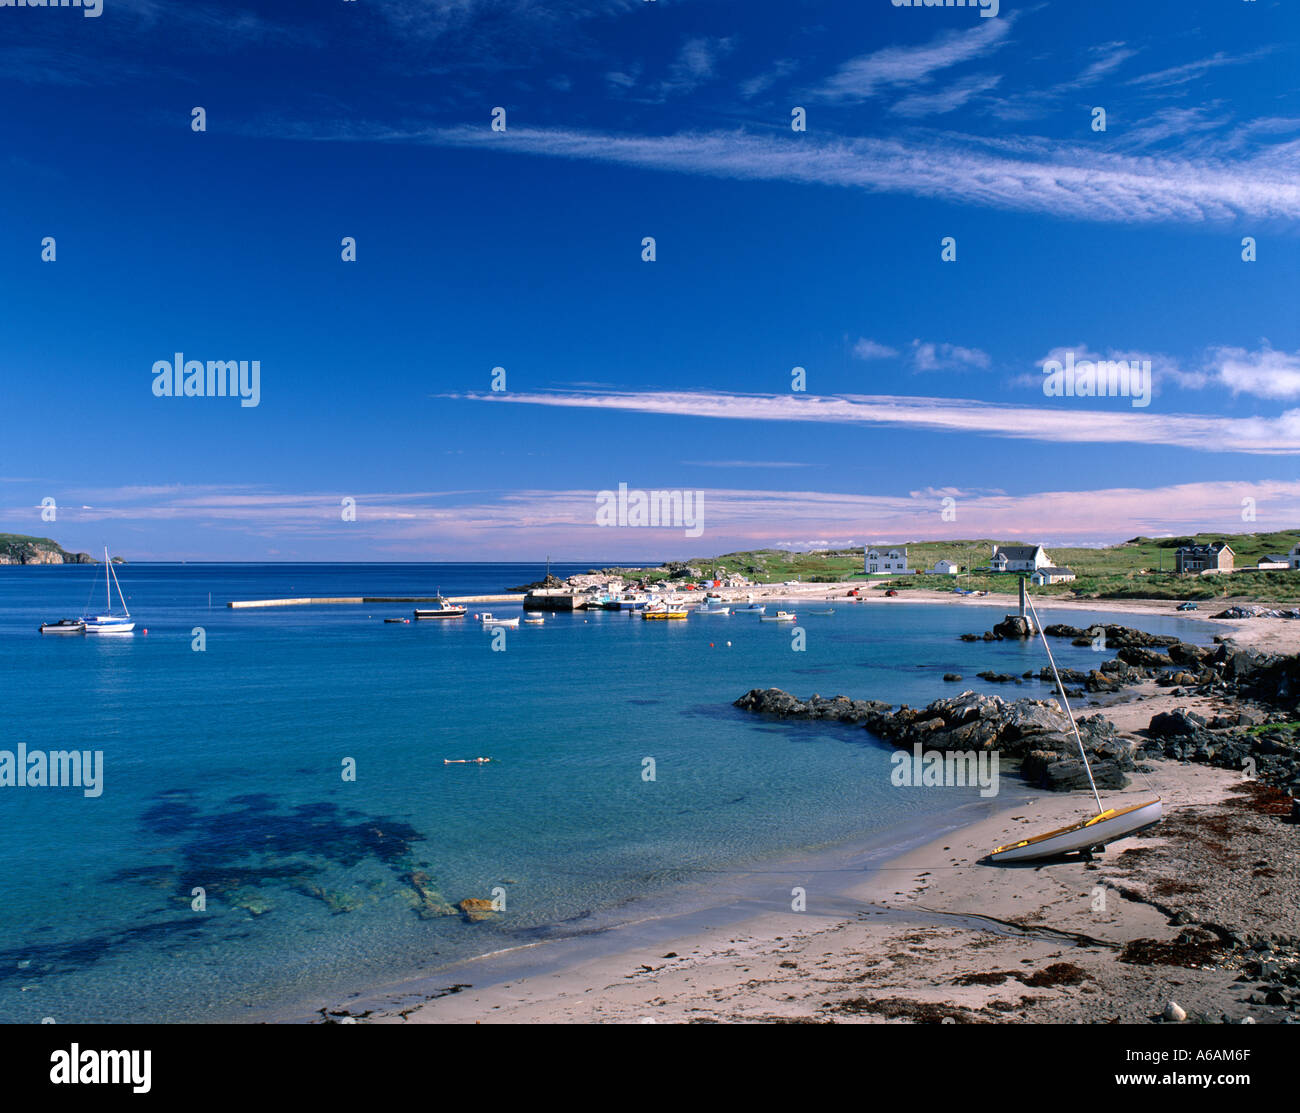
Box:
(1290, 543), (1300, 570)
(1258, 554), (1290, 571)
(989, 545), (1052, 573)
(1030, 566), (1076, 585)
(926, 559), (960, 576)
(865, 547), (909, 575)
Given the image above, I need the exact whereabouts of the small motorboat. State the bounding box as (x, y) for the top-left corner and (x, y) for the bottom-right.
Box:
(39, 619), (86, 635)
(479, 613), (520, 627)
(699, 599), (731, 615)
(806, 609), (835, 615)
(642, 603), (687, 620)
(523, 616), (545, 625)
(384, 617), (410, 624)
(760, 610), (796, 622)
(414, 597), (466, 619)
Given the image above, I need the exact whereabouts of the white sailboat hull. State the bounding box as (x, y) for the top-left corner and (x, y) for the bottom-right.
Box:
(989, 798), (1162, 863)
(84, 617), (136, 634)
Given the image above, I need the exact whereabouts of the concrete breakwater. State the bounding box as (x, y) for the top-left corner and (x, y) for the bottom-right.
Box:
(227, 594), (524, 609)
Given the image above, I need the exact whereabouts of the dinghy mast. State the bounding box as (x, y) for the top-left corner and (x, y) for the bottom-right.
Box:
(1021, 582), (1105, 816)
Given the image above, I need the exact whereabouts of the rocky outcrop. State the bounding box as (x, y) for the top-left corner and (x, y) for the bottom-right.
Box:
(1143, 715), (1300, 793)
(0, 535), (94, 565)
(735, 687), (1138, 792)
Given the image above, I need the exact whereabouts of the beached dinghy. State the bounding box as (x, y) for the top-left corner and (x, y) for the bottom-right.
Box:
(988, 584), (1162, 864)
(988, 798), (1163, 863)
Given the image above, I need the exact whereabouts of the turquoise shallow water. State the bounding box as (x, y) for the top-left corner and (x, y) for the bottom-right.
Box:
(0, 564), (1216, 1022)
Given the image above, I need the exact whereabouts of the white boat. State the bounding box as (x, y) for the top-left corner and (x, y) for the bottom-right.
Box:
(617, 593), (650, 611)
(413, 597), (466, 619)
(760, 610), (796, 622)
(736, 593), (765, 614)
(523, 616), (545, 625)
(987, 584), (1162, 864)
(81, 549), (135, 633)
(699, 602), (731, 615)
(39, 619), (85, 635)
(989, 799), (1163, 863)
(479, 613), (520, 628)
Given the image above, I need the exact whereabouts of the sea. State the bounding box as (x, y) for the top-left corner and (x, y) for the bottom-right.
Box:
(0, 563), (1218, 1023)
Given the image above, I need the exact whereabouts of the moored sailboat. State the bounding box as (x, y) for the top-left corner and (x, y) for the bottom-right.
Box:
(81, 549), (135, 634)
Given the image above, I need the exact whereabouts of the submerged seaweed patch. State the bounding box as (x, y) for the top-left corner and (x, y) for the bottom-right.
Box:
(2, 789), (444, 984)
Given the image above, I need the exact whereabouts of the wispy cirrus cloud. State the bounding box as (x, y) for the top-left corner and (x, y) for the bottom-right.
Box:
(890, 73), (1002, 118)
(811, 15), (1016, 103)
(11, 478), (1300, 558)
(448, 387), (1300, 455)
(1128, 49), (1273, 90)
(285, 120), (1300, 225)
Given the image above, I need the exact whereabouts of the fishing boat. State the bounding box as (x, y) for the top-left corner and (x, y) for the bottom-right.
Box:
(736, 593), (766, 614)
(479, 613), (520, 628)
(988, 584), (1161, 863)
(760, 610), (796, 622)
(617, 593), (650, 611)
(641, 603), (688, 620)
(81, 549), (135, 634)
(699, 599), (731, 615)
(413, 597), (466, 620)
(39, 619), (85, 635)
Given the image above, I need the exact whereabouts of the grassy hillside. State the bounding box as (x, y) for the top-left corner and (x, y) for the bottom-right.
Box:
(670, 532), (1300, 603)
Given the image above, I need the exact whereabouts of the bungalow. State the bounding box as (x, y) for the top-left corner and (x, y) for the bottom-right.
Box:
(1257, 554), (1290, 571)
(926, 559), (960, 576)
(1030, 566), (1076, 586)
(988, 545), (1052, 573)
(1174, 542), (1234, 575)
(865, 547), (909, 575)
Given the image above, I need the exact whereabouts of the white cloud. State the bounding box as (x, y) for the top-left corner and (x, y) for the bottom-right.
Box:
(1210, 345), (1300, 400)
(852, 338), (899, 361)
(454, 387), (1300, 456)
(890, 73), (1001, 118)
(311, 122), (1300, 225)
(911, 340), (990, 372)
(812, 15), (1015, 103)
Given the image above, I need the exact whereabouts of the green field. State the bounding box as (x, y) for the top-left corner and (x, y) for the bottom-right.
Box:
(663, 531), (1300, 604)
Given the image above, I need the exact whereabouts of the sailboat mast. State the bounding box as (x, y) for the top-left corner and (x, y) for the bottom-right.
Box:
(107, 552), (130, 617)
(1022, 585), (1105, 815)
(104, 547), (110, 611)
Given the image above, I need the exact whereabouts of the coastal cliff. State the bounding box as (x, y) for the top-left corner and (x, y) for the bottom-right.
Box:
(0, 533), (95, 565)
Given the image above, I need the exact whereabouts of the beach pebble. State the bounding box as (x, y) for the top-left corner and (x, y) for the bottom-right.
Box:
(1163, 1001), (1187, 1023)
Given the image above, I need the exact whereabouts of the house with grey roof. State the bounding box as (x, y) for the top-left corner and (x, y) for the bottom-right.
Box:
(988, 544), (1052, 573)
(1174, 542), (1234, 575)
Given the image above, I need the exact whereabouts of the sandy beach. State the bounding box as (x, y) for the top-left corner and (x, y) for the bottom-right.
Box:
(310, 589), (1299, 1026)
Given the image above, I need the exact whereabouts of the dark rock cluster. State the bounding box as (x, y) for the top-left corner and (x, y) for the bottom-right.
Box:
(734, 687), (1138, 792)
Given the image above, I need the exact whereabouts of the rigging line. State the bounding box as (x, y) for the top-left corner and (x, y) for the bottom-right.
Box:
(1023, 588), (1161, 800)
(1022, 588), (1105, 815)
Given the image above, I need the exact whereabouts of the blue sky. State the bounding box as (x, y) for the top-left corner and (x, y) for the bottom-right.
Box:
(2, 0), (1298, 560)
